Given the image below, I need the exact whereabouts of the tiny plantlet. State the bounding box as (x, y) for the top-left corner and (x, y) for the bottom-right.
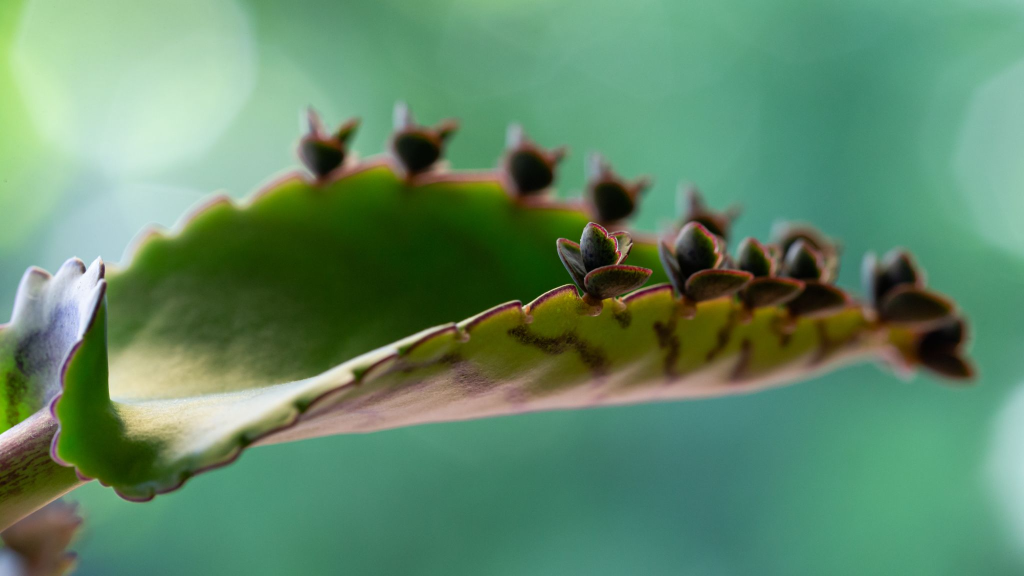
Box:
(0, 103), (973, 569)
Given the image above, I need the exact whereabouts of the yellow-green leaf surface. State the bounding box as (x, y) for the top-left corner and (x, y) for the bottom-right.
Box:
(19, 161), (917, 501)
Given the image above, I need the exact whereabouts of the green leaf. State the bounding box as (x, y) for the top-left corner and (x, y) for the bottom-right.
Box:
(582, 265), (652, 300)
(0, 260), (106, 434)
(0, 161), (964, 507)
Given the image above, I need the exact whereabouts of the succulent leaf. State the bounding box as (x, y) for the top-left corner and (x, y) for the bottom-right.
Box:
(580, 223), (620, 271)
(741, 277), (804, 309)
(0, 119), (973, 521)
(502, 124), (564, 196)
(786, 282), (849, 318)
(672, 222), (723, 278)
(683, 269), (752, 302)
(586, 154), (649, 223)
(736, 237), (775, 278)
(677, 185), (739, 242)
(782, 239), (825, 281)
(879, 286), (954, 327)
(389, 102), (457, 176)
(583, 265), (653, 300)
(556, 239), (588, 292)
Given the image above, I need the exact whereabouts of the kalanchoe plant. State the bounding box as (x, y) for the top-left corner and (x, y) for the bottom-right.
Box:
(778, 235), (850, 319)
(585, 153), (651, 224)
(0, 105), (975, 564)
(556, 223), (653, 306)
(734, 237), (804, 318)
(389, 102), (458, 177)
(677, 185), (741, 244)
(501, 124), (567, 198)
(913, 317), (974, 379)
(298, 108), (359, 180)
(861, 249), (954, 328)
(658, 222), (753, 317)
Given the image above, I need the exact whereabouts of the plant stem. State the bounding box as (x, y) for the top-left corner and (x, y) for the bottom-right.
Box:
(0, 410), (84, 531)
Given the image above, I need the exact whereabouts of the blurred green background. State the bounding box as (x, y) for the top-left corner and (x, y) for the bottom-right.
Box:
(2, 0), (1024, 574)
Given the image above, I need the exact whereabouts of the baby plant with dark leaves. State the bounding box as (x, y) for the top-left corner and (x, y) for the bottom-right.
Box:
(389, 102), (458, 177)
(298, 108), (359, 180)
(658, 222), (753, 317)
(585, 153), (651, 224)
(557, 222), (653, 307)
(501, 124), (566, 198)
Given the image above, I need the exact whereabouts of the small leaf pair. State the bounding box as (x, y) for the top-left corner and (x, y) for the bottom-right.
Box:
(390, 102), (458, 177)
(734, 238), (804, 311)
(678, 186), (741, 244)
(659, 222), (752, 312)
(558, 223), (652, 303)
(775, 228), (849, 318)
(586, 154), (651, 224)
(916, 317), (974, 380)
(861, 249), (954, 328)
(502, 124), (566, 197)
(298, 108), (359, 179)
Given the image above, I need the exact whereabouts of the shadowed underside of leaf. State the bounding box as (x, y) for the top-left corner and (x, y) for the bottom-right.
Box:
(0, 161), (955, 510)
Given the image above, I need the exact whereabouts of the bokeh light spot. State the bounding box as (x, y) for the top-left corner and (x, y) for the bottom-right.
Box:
(955, 57), (1024, 258)
(11, 0), (256, 177)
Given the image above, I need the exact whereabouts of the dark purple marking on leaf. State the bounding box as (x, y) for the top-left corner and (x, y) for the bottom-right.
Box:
(730, 339), (754, 382)
(612, 310), (632, 329)
(706, 308), (739, 363)
(653, 315), (680, 378)
(507, 325), (608, 375)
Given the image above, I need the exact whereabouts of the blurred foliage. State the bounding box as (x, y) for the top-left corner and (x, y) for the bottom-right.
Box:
(1, 0), (1024, 574)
